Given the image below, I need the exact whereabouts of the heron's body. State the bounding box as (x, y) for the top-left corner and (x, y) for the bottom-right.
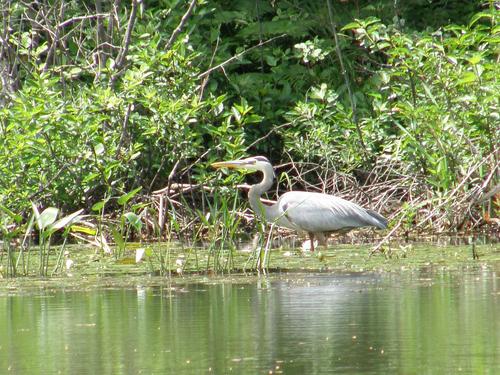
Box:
(212, 156), (387, 251)
(268, 191), (387, 233)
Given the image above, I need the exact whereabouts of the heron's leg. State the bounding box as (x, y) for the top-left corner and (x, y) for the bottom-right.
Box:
(316, 232), (328, 249)
(308, 232), (315, 252)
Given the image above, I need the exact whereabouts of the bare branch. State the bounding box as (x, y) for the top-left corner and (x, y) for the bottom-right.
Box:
(42, 1), (65, 72)
(198, 30), (220, 99)
(165, 0), (197, 51)
(21, 16), (57, 39)
(110, 0), (122, 33)
(198, 34), (287, 79)
(107, 0), (121, 56)
(115, 103), (133, 158)
(477, 180), (500, 204)
(246, 122), (292, 150)
(166, 158), (182, 198)
(58, 13), (108, 29)
(95, 0), (108, 69)
(114, 0), (138, 72)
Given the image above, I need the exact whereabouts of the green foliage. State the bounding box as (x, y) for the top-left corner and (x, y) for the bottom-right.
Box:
(282, 83), (363, 170)
(0, 4), (252, 214)
(190, 0), (484, 157)
(0, 0), (497, 260)
(196, 188), (242, 272)
(343, 12), (499, 190)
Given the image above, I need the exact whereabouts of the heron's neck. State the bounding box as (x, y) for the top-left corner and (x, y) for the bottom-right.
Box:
(248, 163), (274, 219)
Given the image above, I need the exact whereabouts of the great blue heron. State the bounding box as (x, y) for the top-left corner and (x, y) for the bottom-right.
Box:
(212, 156), (388, 252)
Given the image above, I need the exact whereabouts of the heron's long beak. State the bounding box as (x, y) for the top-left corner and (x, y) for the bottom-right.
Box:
(211, 160), (248, 169)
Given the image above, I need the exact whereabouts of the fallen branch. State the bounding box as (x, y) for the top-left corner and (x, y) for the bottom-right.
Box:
(477, 182), (500, 204)
(416, 154), (493, 228)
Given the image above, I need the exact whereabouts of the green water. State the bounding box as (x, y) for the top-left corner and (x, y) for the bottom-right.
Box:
(1, 267), (499, 374)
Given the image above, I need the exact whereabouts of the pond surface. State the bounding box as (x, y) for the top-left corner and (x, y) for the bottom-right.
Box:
(1, 267), (499, 374)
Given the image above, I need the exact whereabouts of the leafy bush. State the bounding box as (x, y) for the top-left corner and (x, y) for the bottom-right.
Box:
(343, 12), (498, 190)
(0, 3), (253, 213)
(0, 0), (496, 238)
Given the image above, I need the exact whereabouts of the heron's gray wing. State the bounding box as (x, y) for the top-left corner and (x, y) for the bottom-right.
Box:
(277, 191), (386, 233)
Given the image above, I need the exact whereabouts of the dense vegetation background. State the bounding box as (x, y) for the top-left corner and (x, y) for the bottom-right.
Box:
(0, 0), (498, 244)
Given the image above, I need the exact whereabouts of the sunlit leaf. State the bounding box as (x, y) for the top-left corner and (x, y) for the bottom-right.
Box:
(37, 207), (59, 230)
(124, 212), (142, 231)
(342, 21), (362, 31)
(469, 12), (493, 26)
(94, 143), (105, 155)
(117, 187), (142, 205)
(468, 54), (481, 65)
(457, 71), (477, 85)
(231, 107), (241, 123)
(0, 204), (23, 223)
(70, 225), (97, 235)
(421, 83), (437, 105)
(136, 248), (146, 263)
(112, 228), (125, 250)
(91, 201), (106, 212)
(50, 209), (84, 231)
(31, 202), (41, 228)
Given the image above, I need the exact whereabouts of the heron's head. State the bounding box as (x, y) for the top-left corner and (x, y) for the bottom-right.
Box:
(211, 156), (271, 173)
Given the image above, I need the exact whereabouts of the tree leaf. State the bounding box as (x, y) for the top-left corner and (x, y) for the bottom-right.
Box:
(457, 71), (477, 85)
(469, 12), (493, 27)
(0, 204), (23, 223)
(467, 54), (481, 65)
(342, 21), (361, 31)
